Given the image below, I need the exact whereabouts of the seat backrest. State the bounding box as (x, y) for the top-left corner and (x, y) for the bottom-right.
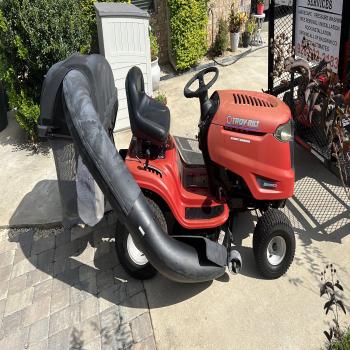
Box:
(125, 66), (145, 137)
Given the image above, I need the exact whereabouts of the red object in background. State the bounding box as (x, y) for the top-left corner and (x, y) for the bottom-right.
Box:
(257, 3), (264, 15)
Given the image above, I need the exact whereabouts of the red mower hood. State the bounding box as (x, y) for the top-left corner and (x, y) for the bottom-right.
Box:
(212, 90), (292, 134)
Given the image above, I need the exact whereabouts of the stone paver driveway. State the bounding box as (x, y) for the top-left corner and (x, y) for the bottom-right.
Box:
(0, 227), (155, 350)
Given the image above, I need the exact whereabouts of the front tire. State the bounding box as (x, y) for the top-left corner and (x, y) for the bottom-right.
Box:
(115, 197), (167, 280)
(253, 209), (295, 279)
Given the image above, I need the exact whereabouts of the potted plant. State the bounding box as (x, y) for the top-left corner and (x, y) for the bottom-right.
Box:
(257, 0), (265, 15)
(242, 17), (257, 48)
(229, 10), (247, 52)
(150, 29), (160, 91)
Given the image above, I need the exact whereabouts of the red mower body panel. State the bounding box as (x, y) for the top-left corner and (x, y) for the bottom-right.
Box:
(125, 137), (229, 229)
(208, 90), (295, 200)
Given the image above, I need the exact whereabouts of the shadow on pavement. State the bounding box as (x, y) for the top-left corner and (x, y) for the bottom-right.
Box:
(0, 112), (50, 156)
(286, 144), (350, 246)
(9, 180), (61, 227)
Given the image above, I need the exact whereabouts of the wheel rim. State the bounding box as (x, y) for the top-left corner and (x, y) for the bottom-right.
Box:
(127, 234), (148, 266)
(266, 236), (287, 266)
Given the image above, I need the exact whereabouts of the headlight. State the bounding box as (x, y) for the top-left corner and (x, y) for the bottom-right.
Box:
(274, 121), (294, 142)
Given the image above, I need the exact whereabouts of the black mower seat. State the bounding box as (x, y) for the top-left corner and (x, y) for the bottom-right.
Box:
(126, 66), (170, 146)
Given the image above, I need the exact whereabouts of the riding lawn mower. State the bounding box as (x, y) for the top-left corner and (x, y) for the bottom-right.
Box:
(39, 54), (296, 283)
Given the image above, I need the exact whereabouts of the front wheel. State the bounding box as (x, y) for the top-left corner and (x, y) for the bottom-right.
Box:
(115, 197), (167, 280)
(253, 209), (295, 279)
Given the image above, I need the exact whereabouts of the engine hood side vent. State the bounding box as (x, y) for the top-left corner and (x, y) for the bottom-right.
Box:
(233, 93), (276, 108)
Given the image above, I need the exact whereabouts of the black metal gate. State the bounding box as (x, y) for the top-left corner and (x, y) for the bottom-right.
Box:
(267, 0), (296, 97)
(268, 0), (350, 194)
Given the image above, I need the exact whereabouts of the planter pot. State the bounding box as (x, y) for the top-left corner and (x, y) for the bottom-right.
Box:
(242, 32), (251, 48)
(151, 57), (161, 92)
(257, 3), (265, 15)
(230, 32), (240, 52)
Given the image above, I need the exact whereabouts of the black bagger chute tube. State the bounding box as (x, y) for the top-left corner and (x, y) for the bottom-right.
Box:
(39, 54), (227, 283)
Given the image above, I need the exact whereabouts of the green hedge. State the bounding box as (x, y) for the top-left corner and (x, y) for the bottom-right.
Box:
(0, 0), (129, 141)
(168, 0), (209, 70)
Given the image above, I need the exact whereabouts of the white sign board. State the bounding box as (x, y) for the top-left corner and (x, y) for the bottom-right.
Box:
(295, 0), (343, 72)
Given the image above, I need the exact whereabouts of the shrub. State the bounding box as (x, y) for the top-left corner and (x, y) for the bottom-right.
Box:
(150, 30), (159, 61)
(213, 17), (229, 56)
(0, 0), (129, 140)
(168, 0), (209, 71)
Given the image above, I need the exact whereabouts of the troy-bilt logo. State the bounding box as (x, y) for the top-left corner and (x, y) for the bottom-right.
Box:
(226, 115), (260, 129)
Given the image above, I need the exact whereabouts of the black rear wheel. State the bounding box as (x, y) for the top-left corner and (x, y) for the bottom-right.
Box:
(115, 197), (167, 280)
(253, 209), (295, 279)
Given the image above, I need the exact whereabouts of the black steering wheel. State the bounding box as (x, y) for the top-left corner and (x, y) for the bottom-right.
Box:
(184, 67), (219, 99)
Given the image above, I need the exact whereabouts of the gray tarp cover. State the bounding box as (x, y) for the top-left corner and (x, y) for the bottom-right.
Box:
(39, 54), (119, 225)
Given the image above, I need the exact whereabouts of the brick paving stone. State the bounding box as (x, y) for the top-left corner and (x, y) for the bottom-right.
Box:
(4, 287), (33, 316)
(100, 305), (121, 344)
(79, 264), (97, 282)
(0, 228), (155, 350)
(48, 327), (71, 350)
(121, 292), (148, 323)
(8, 274), (27, 296)
(94, 251), (119, 271)
(37, 248), (55, 271)
(0, 280), (9, 301)
(85, 337), (102, 350)
(0, 327), (29, 349)
(2, 310), (22, 337)
(73, 275), (98, 299)
(51, 277), (70, 292)
(22, 294), (51, 327)
(78, 315), (100, 343)
(80, 296), (99, 322)
(0, 238), (18, 255)
(50, 288), (70, 314)
(28, 317), (49, 344)
(12, 255), (37, 278)
(113, 266), (144, 297)
(98, 283), (126, 313)
(73, 242), (96, 265)
(101, 322), (133, 350)
(13, 247), (27, 265)
(49, 304), (80, 336)
(0, 265), (12, 282)
(54, 242), (74, 262)
(97, 268), (115, 291)
(0, 250), (15, 269)
(55, 266), (79, 286)
(132, 336), (157, 350)
(29, 338), (48, 350)
(33, 278), (53, 301)
(131, 313), (153, 343)
(26, 268), (52, 288)
(0, 299), (6, 318)
(32, 235), (55, 255)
